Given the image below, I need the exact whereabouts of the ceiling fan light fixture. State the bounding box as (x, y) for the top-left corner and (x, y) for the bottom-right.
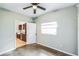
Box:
(23, 3), (46, 14)
(33, 5), (37, 9)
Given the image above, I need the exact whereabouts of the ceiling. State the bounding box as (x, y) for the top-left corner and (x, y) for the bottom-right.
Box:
(0, 3), (76, 17)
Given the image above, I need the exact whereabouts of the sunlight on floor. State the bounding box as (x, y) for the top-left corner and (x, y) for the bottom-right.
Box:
(16, 38), (26, 48)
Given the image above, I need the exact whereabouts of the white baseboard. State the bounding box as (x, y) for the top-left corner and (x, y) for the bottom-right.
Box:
(0, 48), (16, 55)
(37, 43), (77, 56)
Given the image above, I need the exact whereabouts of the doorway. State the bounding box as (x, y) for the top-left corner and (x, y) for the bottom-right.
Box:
(16, 22), (26, 48)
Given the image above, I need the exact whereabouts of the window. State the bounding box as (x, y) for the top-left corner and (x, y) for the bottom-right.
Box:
(41, 22), (58, 35)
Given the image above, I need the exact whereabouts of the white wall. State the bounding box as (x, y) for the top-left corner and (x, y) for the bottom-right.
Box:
(77, 5), (79, 56)
(0, 8), (32, 54)
(36, 6), (78, 55)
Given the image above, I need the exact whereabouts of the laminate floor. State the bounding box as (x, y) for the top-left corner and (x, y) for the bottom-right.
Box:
(16, 38), (26, 48)
(0, 44), (70, 56)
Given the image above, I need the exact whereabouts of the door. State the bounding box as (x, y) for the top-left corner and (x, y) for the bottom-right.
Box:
(27, 23), (36, 44)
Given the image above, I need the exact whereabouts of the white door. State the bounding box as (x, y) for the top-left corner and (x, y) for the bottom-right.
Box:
(27, 23), (36, 44)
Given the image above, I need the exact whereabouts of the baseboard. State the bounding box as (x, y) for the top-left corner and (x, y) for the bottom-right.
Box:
(37, 43), (77, 56)
(26, 43), (37, 45)
(0, 48), (16, 55)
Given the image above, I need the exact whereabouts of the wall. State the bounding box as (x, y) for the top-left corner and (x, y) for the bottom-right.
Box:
(0, 8), (32, 54)
(77, 5), (79, 56)
(36, 6), (78, 55)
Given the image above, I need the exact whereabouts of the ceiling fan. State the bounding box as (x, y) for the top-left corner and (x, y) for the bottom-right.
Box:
(23, 3), (46, 14)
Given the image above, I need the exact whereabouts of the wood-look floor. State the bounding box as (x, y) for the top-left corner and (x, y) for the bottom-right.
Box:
(16, 38), (26, 48)
(0, 43), (70, 56)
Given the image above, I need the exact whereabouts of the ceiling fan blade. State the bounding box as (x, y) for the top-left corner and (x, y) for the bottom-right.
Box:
(37, 6), (46, 10)
(34, 9), (36, 14)
(31, 3), (39, 5)
(23, 6), (32, 10)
